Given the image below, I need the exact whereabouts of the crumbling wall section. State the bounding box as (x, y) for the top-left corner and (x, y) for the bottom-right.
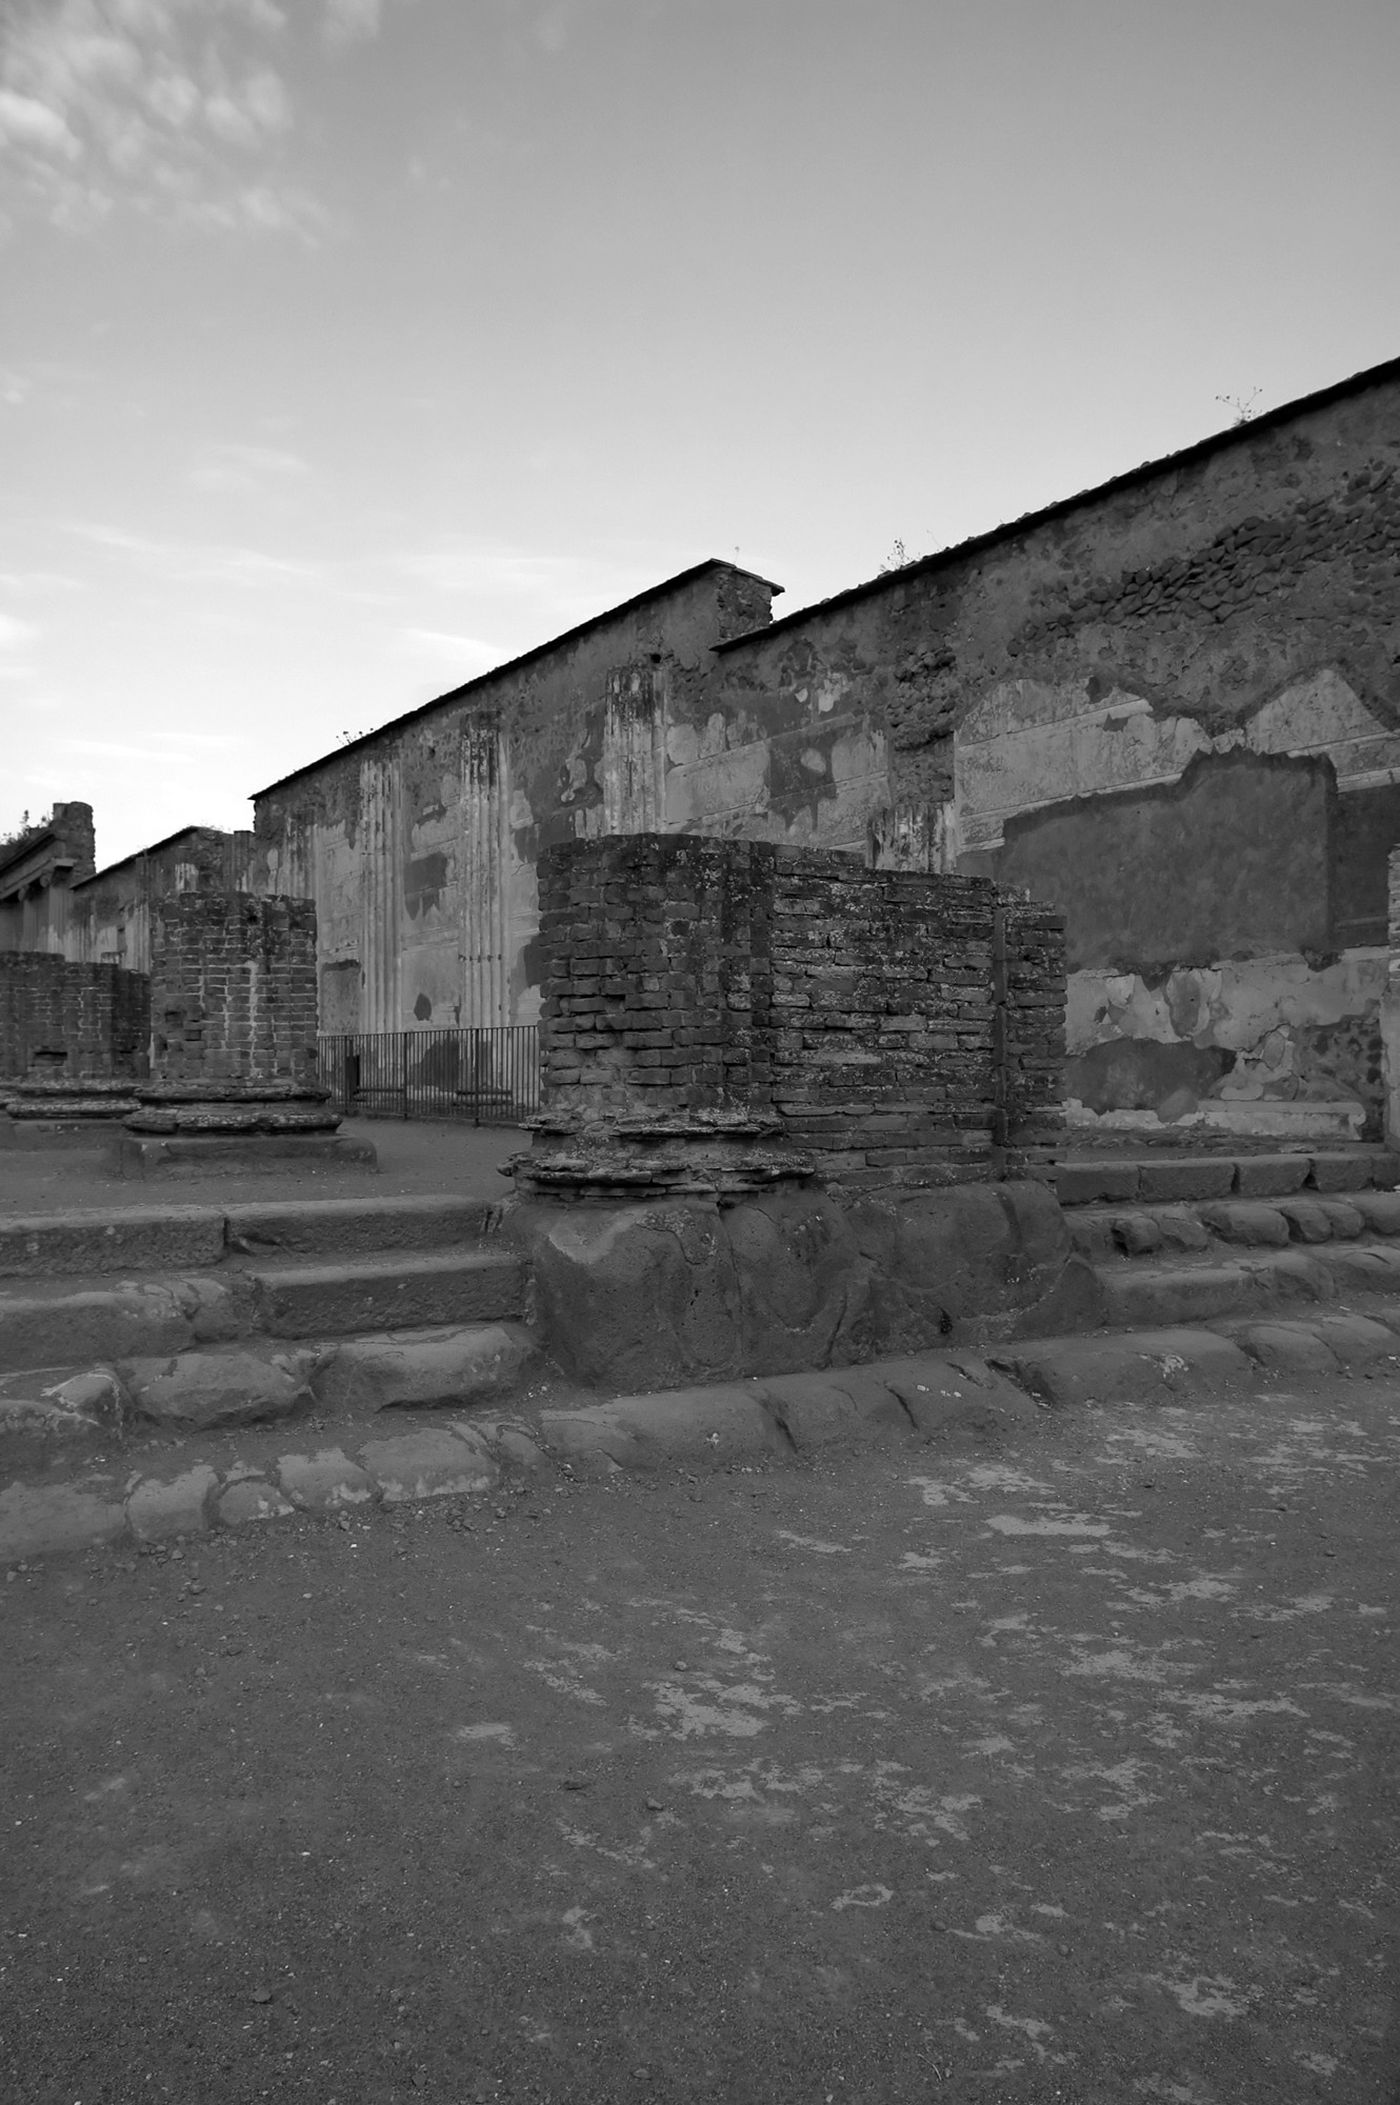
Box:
(149, 894), (319, 1086)
(0, 954), (149, 1081)
(536, 834), (1065, 1191)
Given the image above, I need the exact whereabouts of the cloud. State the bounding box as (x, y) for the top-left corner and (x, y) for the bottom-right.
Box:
(0, 87), (82, 157)
(0, 0), (320, 235)
(400, 626), (505, 673)
(0, 611), (40, 649)
(188, 440), (310, 492)
(323, 0), (383, 45)
(66, 520), (325, 587)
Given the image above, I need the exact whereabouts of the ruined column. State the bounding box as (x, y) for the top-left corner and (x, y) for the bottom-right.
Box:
(114, 892), (375, 1174)
(1, 956), (149, 1141)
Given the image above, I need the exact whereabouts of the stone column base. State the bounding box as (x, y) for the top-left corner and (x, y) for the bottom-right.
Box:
(510, 1110), (815, 1203)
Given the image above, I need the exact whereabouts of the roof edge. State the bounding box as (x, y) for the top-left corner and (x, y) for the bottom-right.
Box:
(715, 350), (1400, 654)
(252, 557), (783, 801)
(73, 823), (238, 891)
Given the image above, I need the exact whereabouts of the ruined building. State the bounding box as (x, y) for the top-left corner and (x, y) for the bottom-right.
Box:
(10, 352), (1400, 1142)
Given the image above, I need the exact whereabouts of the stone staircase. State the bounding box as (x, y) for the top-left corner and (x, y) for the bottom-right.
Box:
(0, 1194), (535, 1456)
(1045, 1146), (1400, 1334)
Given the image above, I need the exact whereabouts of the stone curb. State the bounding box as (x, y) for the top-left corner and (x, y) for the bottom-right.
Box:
(6, 1307), (1400, 1568)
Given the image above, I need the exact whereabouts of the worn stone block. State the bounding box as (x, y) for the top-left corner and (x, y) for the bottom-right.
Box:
(1137, 1159), (1236, 1202)
(127, 1465), (219, 1541)
(1232, 1155), (1312, 1198)
(1199, 1202), (1291, 1247)
(1307, 1152), (1372, 1193)
(277, 1447), (377, 1510)
(358, 1427), (497, 1504)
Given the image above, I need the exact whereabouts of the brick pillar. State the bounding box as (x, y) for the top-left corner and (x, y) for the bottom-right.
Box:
(126, 892), (338, 1138)
(519, 833), (1052, 1200)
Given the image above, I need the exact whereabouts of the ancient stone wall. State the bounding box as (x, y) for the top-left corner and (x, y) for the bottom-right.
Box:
(252, 562), (778, 1036)
(714, 359), (1400, 1139)
(0, 954), (149, 1081)
(149, 894), (318, 1086)
(535, 834), (1064, 1190)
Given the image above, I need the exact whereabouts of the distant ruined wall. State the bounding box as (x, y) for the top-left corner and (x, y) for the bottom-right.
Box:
(715, 365), (1400, 1136)
(64, 828), (268, 975)
(0, 954), (149, 1082)
(253, 565), (777, 1036)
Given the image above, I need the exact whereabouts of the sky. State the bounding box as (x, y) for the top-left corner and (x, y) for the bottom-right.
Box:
(3, 0), (1399, 870)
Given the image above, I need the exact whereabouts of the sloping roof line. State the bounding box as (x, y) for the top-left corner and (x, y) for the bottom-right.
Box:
(72, 823), (234, 892)
(713, 349), (1400, 654)
(251, 557), (782, 801)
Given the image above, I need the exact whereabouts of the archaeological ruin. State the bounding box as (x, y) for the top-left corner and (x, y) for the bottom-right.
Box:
(6, 349), (1400, 1155)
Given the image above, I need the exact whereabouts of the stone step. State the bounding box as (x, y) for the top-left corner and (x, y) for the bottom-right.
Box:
(1093, 1239), (1400, 1330)
(1068, 1191), (1400, 1262)
(0, 1249), (527, 1372)
(0, 1194), (500, 1280)
(1048, 1149), (1398, 1210)
(245, 1250), (528, 1340)
(0, 1319), (541, 1468)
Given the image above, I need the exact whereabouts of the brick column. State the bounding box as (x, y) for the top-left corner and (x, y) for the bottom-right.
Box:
(517, 834), (1065, 1200)
(125, 892), (338, 1139)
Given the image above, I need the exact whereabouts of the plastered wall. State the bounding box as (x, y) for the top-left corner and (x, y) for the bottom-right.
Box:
(253, 564), (779, 1034)
(714, 362), (1400, 1137)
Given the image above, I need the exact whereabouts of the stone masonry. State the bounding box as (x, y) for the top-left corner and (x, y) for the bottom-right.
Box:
(0, 954), (149, 1084)
(148, 893), (319, 1086)
(521, 834), (1064, 1198)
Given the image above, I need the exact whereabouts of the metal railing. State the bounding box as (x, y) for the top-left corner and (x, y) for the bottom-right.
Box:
(318, 1026), (539, 1124)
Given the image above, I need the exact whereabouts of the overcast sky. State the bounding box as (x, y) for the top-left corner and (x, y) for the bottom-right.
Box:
(3, 0), (1399, 869)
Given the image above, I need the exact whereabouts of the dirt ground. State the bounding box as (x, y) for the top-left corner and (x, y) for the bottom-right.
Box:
(2, 1376), (1397, 2105)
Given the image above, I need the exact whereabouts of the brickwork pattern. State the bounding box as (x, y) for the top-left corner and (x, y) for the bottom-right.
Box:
(537, 835), (1066, 1190)
(0, 954), (149, 1081)
(995, 899), (1068, 1149)
(149, 894), (319, 1085)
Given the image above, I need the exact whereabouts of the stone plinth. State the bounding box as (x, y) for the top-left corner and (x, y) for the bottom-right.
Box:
(512, 1109), (814, 1202)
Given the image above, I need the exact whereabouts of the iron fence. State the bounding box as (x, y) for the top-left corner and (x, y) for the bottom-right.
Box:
(318, 1026), (540, 1125)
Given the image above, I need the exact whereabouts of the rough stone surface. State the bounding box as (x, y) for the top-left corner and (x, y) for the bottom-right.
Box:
(1306, 1313), (1400, 1366)
(277, 1447), (377, 1511)
(1233, 1156), (1313, 1198)
(216, 1478), (294, 1526)
(757, 1369), (910, 1448)
(1137, 1159), (1237, 1203)
(1276, 1199), (1334, 1244)
(1050, 1161), (1141, 1206)
(517, 1178), (1093, 1391)
(311, 1324), (540, 1413)
(1350, 1191), (1400, 1235)
(122, 1349), (310, 1429)
(1307, 1152), (1372, 1193)
(41, 1365), (131, 1430)
(250, 1251), (524, 1339)
(538, 1388), (784, 1471)
(1199, 1202), (1291, 1247)
(876, 1354), (1038, 1436)
(0, 1481), (127, 1561)
(1316, 1199), (1365, 1239)
(0, 1276), (248, 1376)
(1099, 1263), (1270, 1330)
(126, 1465), (218, 1542)
(0, 1207), (224, 1280)
(1113, 1212), (1162, 1256)
(1152, 1207), (1213, 1253)
(996, 1329), (1255, 1409)
(1221, 1321), (1340, 1378)
(357, 1427), (497, 1504)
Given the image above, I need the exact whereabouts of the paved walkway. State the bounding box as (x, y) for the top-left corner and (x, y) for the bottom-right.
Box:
(0, 1118), (522, 1216)
(2, 1375), (1395, 2102)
